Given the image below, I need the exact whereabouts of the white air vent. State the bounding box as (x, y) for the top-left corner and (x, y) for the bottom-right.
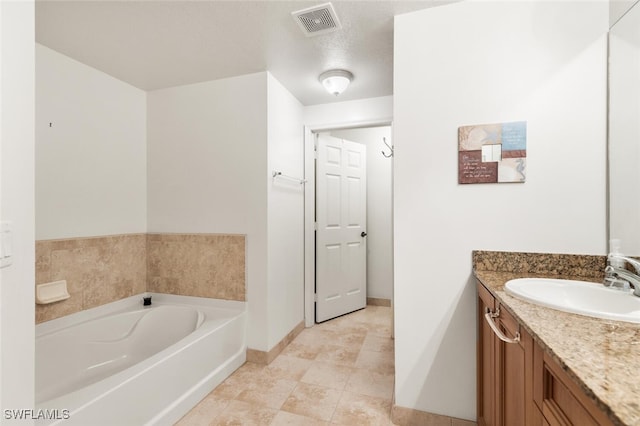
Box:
(291, 3), (341, 37)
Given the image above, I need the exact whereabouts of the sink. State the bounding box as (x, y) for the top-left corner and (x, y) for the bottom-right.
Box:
(504, 278), (640, 323)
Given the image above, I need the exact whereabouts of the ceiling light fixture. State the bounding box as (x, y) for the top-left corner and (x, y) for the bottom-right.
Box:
(319, 69), (353, 96)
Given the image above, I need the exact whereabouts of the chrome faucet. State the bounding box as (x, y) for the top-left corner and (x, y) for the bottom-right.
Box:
(604, 254), (640, 297)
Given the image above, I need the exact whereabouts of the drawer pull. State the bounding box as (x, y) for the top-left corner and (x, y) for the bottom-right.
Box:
(484, 307), (521, 344)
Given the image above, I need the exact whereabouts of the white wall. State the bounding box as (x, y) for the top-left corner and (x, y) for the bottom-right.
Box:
(147, 72), (270, 351)
(394, 1), (607, 420)
(266, 74), (305, 349)
(35, 44), (147, 240)
(304, 96), (392, 128)
(1, 0), (35, 420)
(610, 0), (637, 26)
(330, 127), (393, 300)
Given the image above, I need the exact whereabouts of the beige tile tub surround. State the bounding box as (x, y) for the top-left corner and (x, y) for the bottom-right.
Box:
(36, 234), (147, 323)
(147, 233), (245, 300)
(35, 233), (246, 324)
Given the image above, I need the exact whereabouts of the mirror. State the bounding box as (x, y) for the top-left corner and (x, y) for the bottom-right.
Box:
(609, 0), (640, 255)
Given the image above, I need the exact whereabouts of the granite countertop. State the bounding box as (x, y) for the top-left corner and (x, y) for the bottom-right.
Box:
(475, 269), (640, 426)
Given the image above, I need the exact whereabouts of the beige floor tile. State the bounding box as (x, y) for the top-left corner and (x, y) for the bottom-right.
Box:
(280, 340), (322, 360)
(331, 391), (392, 426)
(270, 410), (330, 426)
(366, 323), (393, 337)
(294, 328), (364, 353)
(212, 363), (267, 399)
(390, 405), (453, 426)
(294, 328), (336, 345)
(325, 328), (368, 347)
(451, 418), (477, 426)
(225, 362), (267, 384)
(362, 334), (394, 353)
(315, 344), (360, 367)
(210, 400), (278, 426)
(281, 382), (342, 422)
(175, 394), (231, 425)
(314, 315), (351, 329)
(265, 355), (314, 381)
(300, 361), (354, 390)
(346, 368), (394, 400)
(318, 318), (371, 336)
(235, 377), (298, 409)
(211, 381), (245, 399)
(180, 306), (397, 425)
(355, 349), (395, 374)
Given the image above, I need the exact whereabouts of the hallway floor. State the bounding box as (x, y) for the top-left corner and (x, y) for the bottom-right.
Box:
(176, 305), (395, 425)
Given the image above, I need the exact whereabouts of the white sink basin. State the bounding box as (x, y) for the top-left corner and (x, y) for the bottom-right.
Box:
(504, 278), (640, 323)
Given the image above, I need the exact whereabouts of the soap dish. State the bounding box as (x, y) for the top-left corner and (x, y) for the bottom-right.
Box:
(36, 280), (70, 304)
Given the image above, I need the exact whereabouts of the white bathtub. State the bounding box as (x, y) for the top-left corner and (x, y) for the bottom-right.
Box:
(35, 293), (246, 426)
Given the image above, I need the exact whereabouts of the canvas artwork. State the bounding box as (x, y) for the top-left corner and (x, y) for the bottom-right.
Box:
(458, 121), (527, 184)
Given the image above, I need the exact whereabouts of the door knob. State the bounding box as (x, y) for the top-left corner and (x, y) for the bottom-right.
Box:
(361, 232), (367, 237)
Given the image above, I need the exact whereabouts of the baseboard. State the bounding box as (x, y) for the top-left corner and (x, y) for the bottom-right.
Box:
(391, 405), (477, 426)
(246, 320), (305, 365)
(367, 297), (391, 307)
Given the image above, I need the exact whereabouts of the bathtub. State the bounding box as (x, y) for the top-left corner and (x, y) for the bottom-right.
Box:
(35, 293), (246, 426)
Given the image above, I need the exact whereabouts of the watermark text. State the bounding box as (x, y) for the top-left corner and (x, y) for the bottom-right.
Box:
(4, 409), (70, 421)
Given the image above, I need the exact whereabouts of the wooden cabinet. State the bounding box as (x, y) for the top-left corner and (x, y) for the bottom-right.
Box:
(477, 281), (533, 426)
(533, 344), (614, 426)
(478, 282), (496, 426)
(477, 281), (613, 426)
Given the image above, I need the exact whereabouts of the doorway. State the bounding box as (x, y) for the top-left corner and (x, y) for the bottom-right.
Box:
(304, 123), (393, 326)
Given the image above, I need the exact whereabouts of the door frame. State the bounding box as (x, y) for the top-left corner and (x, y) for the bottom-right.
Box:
(303, 118), (392, 327)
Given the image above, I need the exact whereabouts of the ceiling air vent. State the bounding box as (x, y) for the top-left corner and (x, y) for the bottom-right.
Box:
(291, 3), (341, 37)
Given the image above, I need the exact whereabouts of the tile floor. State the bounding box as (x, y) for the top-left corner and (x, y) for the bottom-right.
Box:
(176, 305), (395, 425)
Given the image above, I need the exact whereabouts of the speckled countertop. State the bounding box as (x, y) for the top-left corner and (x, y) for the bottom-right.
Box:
(473, 251), (640, 426)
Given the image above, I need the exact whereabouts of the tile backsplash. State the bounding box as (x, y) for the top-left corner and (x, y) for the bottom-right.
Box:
(147, 233), (245, 300)
(35, 233), (245, 323)
(472, 250), (606, 278)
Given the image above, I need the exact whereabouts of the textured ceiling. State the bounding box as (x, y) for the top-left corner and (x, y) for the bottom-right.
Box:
(36, 0), (453, 105)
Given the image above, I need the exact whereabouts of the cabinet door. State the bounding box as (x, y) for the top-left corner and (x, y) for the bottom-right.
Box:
(495, 304), (533, 426)
(478, 283), (496, 426)
(478, 282), (534, 426)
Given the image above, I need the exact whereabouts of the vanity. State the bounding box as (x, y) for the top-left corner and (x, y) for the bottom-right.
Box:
(476, 1), (640, 425)
(474, 251), (640, 426)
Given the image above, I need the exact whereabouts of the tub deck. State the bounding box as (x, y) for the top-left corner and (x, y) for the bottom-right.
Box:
(35, 293), (246, 426)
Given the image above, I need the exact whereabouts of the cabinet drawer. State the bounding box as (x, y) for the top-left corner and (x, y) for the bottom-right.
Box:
(534, 344), (613, 426)
(540, 364), (598, 425)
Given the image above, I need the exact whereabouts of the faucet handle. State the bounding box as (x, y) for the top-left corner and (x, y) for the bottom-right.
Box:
(608, 254), (640, 274)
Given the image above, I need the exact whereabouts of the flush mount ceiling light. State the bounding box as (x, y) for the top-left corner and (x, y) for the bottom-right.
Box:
(319, 69), (353, 96)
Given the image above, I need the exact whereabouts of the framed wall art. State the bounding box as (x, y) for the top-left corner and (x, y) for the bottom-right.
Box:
(458, 121), (526, 184)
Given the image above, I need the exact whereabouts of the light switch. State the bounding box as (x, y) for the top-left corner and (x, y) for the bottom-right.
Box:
(0, 221), (13, 268)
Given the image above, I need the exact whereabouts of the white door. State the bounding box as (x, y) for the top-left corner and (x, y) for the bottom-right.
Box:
(315, 134), (367, 322)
